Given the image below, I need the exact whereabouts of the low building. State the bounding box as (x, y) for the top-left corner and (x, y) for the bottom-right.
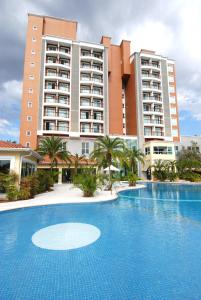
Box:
(175, 136), (201, 154)
(0, 141), (42, 185)
(142, 140), (176, 179)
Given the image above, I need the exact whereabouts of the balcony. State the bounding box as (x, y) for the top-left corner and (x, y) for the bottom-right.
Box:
(46, 46), (71, 56)
(46, 72), (70, 81)
(142, 84), (161, 91)
(80, 76), (103, 84)
(80, 89), (103, 96)
(44, 112), (69, 119)
(80, 127), (104, 134)
(144, 131), (164, 137)
(143, 96), (162, 102)
(46, 58), (70, 69)
(80, 64), (103, 72)
(44, 97), (70, 106)
(144, 119), (163, 125)
(141, 62), (160, 69)
(43, 125), (69, 132)
(81, 51), (103, 60)
(143, 108), (163, 113)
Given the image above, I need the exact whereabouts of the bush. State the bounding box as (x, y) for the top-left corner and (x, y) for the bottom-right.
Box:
(36, 170), (54, 193)
(127, 173), (138, 186)
(73, 170), (103, 197)
(6, 184), (19, 201)
(181, 172), (201, 182)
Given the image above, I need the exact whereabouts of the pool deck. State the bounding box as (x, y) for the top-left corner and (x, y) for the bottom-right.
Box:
(0, 183), (145, 212)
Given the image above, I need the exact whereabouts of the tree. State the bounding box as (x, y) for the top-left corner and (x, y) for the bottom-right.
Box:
(152, 159), (168, 181)
(37, 136), (71, 172)
(71, 153), (87, 175)
(90, 135), (124, 189)
(121, 147), (144, 174)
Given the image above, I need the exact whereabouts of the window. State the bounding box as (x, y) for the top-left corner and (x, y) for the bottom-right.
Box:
(169, 96), (176, 103)
(30, 62), (35, 67)
(27, 101), (32, 108)
(26, 142), (30, 147)
(168, 65), (174, 72)
(145, 147), (150, 155)
(170, 107), (177, 115)
(45, 121), (56, 131)
(26, 131), (31, 136)
(169, 86), (175, 93)
(172, 129), (178, 137)
(32, 25), (38, 31)
(62, 142), (67, 151)
(27, 116), (32, 121)
(32, 37), (36, 42)
(45, 107), (55, 116)
(153, 146), (173, 155)
(80, 98), (90, 107)
(28, 88), (33, 94)
(0, 160), (10, 174)
(171, 118), (177, 126)
(81, 111), (90, 119)
(81, 123), (90, 132)
(31, 49), (36, 55)
(29, 75), (34, 80)
(169, 76), (174, 83)
(82, 142), (89, 155)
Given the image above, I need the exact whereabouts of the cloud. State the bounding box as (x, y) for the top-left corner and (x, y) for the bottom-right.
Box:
(0, 118), (19, 140)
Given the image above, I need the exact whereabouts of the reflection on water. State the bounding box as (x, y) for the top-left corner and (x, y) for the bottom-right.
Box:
(118, 183), (201, 224)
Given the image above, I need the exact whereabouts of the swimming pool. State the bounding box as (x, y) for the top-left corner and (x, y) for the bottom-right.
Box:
(1, 183), (201, 299)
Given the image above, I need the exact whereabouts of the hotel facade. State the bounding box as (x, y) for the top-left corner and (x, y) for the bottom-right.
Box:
(20, 14), (180, 179)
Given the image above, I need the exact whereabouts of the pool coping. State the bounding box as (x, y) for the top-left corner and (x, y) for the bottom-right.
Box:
(0, 184), (146, 212)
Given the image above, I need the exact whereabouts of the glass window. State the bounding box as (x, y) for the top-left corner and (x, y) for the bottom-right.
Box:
(172, 129), (178, 137)
(82, 142), (89, 155)
(171, 107), (177, 115)
(169, 86), (175, 93)
(153, 146), (173, 154)
(145, 147), (150, 155)
(0, 160), (10, 174)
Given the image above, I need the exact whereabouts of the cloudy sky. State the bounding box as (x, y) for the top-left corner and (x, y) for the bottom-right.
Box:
(0, 0), (201, 141)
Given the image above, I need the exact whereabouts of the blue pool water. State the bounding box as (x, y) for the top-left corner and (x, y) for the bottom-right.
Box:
(1, 183), (201, 300)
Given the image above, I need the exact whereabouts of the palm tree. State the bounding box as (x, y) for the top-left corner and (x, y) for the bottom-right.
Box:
(37, 136), (71, 171)
(90, 135), (124, 189)
(121, 147), (144, 174)
(71, 153), (87, 175)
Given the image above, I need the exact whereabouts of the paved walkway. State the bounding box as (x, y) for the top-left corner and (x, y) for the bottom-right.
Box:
(0, 183), (145, 212)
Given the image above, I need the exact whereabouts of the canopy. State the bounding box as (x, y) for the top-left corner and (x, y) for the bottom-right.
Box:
(104, 165), (120, 172)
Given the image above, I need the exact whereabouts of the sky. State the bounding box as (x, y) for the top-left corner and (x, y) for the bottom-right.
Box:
(0, 0), (201, 141)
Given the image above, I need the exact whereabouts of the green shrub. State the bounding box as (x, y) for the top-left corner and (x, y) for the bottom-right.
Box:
(6, 184), (19, 201)
(181, 172), (201, 182)
(36, 170), (54, 193)
(18, 188), (31, 200)
(127, 172), (138, 186)
(73, 170), (103, 197)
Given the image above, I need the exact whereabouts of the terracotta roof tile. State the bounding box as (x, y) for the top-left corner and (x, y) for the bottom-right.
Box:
(0, 141), (26, 149)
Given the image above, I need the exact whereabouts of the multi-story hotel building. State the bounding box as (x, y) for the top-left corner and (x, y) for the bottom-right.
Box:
(20, 14), (180, 180)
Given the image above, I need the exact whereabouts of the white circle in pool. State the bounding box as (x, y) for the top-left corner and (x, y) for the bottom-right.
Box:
(32, 223), (101, 250)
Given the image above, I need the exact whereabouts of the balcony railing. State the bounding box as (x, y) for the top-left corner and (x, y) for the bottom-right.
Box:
(142, 84), (161, 90)
(81, 64), (103, 71)
(81, 128), (103, 133)
(45, 85), (70, 92)
(46, 59), (70, 67)
(143, 96), (162, 101)
(143, 108), (163, 113)
(81, 77), (103, 83)
(46, 72), (70, 79)
(44, 126), (69, 132)
(80, 89), (103, 95)
(141, 73), (161, 79)
(144, 131), (164, 136)
(47, 47), (71, 54)
(141, 62), (160, 68)
(144, 120), (163, 124)
(80, 115), (103, 120)
(44, 112), (69, 118)
(45, 98), (70, 105)
(81, 52), (103, 59)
